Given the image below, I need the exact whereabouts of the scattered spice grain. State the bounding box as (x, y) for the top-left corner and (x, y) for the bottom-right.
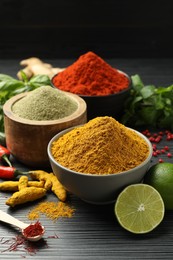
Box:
(27, 201), (75, 221)
(12, 85), (78, 120)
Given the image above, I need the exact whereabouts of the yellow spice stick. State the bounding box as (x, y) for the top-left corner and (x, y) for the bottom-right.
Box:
(29, 170), (52, 190)
(18, 176), (28, 190)
(29, 170), (67, 201)
(28, 180), (44, 188)
(6, 187), (47, 207)
(0, 181), (19, 192)
(0, 180), (45, 192)
(49, 173), (67, 202)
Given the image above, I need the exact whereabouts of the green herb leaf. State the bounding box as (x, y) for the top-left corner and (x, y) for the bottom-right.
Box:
(0, 132), (6, 146)
(19, 70), (29, 83)
(121, 74), (173, 130)
(0, 81), (24, 91)
(29, 75), (51, 87)
(131, 75), (144, 91)
(140, 85), (155, 99)
(0, 73), (52, 132)
(0, 74), (16, 81)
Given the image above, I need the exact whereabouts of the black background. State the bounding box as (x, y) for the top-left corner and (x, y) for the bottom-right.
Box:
(0, 0), (173, 59)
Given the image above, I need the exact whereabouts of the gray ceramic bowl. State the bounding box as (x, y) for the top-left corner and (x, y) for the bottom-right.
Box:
(47, 127), (152, 205)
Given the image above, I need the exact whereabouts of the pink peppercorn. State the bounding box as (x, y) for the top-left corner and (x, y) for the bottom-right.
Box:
(161, 149), (165, 153)
(156, 150), (161, 154)
(167, 153), (172, 158)
(142, 129), (172, 162)
(152, 151), (158, 157)
(152, 144), (157, 151)
(159, 158), (164, 163)
(149, 137), (155, 142)
(164, 146), (169, 151)
(155, 136), (162, 143)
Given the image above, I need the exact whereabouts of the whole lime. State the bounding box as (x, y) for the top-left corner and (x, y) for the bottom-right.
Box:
(144, 162), (173, 210)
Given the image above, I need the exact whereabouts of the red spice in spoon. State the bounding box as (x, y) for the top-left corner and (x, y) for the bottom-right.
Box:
(23, 221), (44, 238)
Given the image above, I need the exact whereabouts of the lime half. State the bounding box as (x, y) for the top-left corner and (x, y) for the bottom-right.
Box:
(115, 184), (165, 234)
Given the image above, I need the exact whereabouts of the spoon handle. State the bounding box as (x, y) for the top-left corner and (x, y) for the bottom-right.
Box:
(0, 210), (28, 230)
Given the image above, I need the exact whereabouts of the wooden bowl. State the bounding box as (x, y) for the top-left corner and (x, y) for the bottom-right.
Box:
(3, 91), (87, 167)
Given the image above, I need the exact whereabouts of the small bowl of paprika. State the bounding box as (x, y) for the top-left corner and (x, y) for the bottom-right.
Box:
(51, 51), (131, 120)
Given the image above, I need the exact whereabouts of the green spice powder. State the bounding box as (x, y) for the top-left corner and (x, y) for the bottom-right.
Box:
(12, 86), (78, 121)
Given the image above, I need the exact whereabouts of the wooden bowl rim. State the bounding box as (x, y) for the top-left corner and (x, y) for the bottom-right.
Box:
(3, 90), (87, 126)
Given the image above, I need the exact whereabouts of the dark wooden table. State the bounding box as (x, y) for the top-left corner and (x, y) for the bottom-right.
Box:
(0, 58), (173, 259)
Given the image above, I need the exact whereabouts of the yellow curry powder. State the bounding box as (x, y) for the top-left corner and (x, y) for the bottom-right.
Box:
(27, 201), (75, 221)
(51, 116), (149, 175)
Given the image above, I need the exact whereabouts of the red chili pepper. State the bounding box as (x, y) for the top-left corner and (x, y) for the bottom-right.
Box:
(0, 145), (12, 167)
(0, 166), (27, 179)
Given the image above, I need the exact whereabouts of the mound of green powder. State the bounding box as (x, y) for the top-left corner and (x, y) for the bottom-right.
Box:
(12, 86), (78, 121)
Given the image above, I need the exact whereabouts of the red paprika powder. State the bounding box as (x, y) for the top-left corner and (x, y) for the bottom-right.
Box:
(52, 51), (129, 96)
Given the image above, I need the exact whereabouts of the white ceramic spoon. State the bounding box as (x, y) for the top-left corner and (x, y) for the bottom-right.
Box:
(0, 210), (45, 241)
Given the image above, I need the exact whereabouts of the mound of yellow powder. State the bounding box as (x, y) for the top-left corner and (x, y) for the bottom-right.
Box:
(51, 116), (149, 175)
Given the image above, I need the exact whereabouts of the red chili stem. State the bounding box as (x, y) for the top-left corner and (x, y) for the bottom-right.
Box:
(1, 154), (12, 167)
(0, 145), (12, 167)
(0, 166), (30, 179)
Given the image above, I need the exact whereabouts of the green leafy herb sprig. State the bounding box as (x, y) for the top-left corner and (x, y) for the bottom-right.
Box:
(0, 72), (51, 133)
(121, 74), (173, 130)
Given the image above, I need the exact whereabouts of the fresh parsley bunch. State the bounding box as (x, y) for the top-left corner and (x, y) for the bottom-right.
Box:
(0, 72), (51, 133)
(121, 74), (173, 130)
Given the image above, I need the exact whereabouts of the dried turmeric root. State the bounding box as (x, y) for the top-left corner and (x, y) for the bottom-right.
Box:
(0, 181), (19, 192)
(0, 179), (44, 192)
(29, 170), (52, 190)
(49, 173), (67, 202)
(29, 170), (67, 201)
(6, 187), (46, 207)
(18, 176), (28, 190)
(28, 181), (45, 188)
(1, 171), (67, 204)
